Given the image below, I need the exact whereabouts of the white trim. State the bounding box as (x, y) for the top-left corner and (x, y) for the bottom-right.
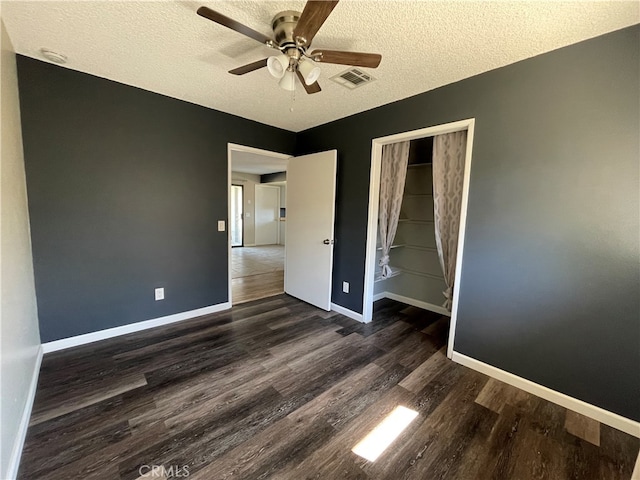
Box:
(372, 292), (387, 302)
(227, 143), (291, 160)
(227, 143), (292, 308)
(6, 345), (43, 479)
(452, 351), (640, 438)
(227, 144), (233, 306)
(363, 119), (476, 359)
(362, 140), (383, 323)
(379, 291), (451, 317)
(331, 303), (365, 323)
(42, 303), (231, 353)
(446, 120), (475, 358)
(243, 243), (256, 247)
(632, 451), (640, 479)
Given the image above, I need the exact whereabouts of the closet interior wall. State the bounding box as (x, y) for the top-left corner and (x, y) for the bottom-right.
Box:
(374, 137), (448, 310)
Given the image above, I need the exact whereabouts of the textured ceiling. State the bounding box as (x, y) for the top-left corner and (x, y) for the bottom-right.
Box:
(232, 150), (290, 175)
(2, 1), (638, 132)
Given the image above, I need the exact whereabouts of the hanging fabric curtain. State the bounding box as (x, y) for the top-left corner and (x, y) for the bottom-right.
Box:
(378, 141), (410, 278)
(432, 130), (467, 310)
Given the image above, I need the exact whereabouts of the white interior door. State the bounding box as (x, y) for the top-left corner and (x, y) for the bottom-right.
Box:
(255, 185), (280, 245)
(285, 150), (337, 310)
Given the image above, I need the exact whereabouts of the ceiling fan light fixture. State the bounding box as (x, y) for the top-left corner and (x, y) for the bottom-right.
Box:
(278, 70), (296, 91)
(196, 3), (382, 96)
(267, 53), (289, 79)
(298, 59), (321, 85)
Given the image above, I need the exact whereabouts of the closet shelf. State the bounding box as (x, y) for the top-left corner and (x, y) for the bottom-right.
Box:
(405, 245), (438, 252)
(374, 266), (444, 282)
(376, 244), (405, 251)
(374, 268), (402, 282)
(407, 163), (431, 169)
(398, 219), (434, 225)
(397, 267), (444, 280)
(403, 194), (433, 198)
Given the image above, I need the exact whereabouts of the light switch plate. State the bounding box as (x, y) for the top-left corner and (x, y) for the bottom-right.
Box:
(218, 220), (226, 232)
(155, 288), (164, 301)
(343, 281), (350, 293)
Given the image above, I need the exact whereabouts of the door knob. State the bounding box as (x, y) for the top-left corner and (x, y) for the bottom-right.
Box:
(323, 239), (334, 245)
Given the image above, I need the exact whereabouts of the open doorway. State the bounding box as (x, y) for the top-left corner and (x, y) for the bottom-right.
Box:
(363, 119), (475, 359)
(228, 144), (290, 305)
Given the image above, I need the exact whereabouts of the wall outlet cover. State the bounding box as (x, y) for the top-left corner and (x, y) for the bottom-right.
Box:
(155, 288), (165, 301)
(343, 281), (350, 293)
(218, 220), (226, 232)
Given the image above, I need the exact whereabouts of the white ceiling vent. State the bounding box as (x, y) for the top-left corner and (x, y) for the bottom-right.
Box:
(330, 68), (376, 89)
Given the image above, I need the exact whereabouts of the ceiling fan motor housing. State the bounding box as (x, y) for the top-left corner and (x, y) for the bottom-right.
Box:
(272, 11), (303, 49)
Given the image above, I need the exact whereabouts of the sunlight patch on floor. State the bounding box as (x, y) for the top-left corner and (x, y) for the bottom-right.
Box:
(352, 406), (419, 462)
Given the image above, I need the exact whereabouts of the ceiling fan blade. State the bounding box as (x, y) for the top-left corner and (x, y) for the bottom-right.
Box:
(293, 0), (339, 47)
(296, 69), (322, 94)
(229, 59), (269, 75)
(309, 49), (382, 68)
(197, 6), (274, 46)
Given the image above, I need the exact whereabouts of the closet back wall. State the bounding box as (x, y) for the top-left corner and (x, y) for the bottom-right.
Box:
(17, 56), (295, 343)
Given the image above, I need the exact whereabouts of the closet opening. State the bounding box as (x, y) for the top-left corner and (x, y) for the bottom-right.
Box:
(363, 119), (475, 359)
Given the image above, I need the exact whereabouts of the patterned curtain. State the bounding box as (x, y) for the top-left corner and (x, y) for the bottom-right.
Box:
(432, 130), (467, 310)
(378, 141), (410, 278)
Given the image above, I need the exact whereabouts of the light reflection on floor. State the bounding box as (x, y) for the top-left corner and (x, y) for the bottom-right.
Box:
(352, 405), (419, 462)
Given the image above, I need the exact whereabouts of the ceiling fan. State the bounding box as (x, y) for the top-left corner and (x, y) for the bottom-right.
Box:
(196, 1), (382, 94)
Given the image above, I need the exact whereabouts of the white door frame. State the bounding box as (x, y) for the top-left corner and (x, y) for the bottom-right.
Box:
(230, 184), (244, 247)
(227, 143), (291, 306)
(362, 119), (476, 359)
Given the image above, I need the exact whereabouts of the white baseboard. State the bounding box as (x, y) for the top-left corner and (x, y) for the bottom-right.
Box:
(376, 291), (451, 317)
(372, 292), (387, 302)
(452, 351), (640, 438)
(6, 345), (43, 479)
(331, 303), (366, 323)
(42, 302), (231, 353)
(244, 244), (256, 247)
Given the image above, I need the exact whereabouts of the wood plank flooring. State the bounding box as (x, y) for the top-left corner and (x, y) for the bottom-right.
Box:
(231, 245), (285, 304)
(231, 245), (284, 279)
(232, 270), (284, 304)
(19, 296), (639, 479)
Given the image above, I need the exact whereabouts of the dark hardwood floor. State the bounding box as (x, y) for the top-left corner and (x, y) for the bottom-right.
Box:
(19, 295), (639, 479)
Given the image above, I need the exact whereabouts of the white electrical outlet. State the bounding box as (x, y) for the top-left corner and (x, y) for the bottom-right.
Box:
(218, 220), (226, 232)
(343, 281), (350, 293)
(155, 288), (164, 301)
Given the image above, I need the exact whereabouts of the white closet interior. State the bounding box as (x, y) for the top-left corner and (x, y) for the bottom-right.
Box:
(374, 136), (448, 313)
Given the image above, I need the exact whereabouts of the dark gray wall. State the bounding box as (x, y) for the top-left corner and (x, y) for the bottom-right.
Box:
(17, 56), (295, 343)
(408, 137), (433, 165)
(296, 26), (639, 421)
(261, 171), (286, 183)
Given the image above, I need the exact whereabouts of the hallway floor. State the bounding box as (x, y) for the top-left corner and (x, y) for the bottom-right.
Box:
(232, 245), (284, 304)
(231, 244), (284, 278)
